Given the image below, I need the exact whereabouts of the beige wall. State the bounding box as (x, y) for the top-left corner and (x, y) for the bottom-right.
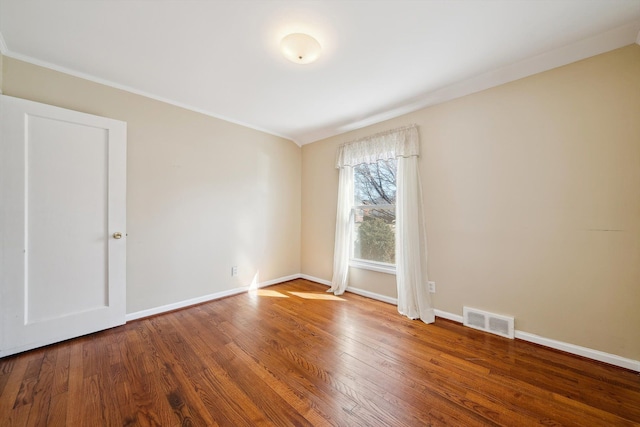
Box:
(302, 44), (640, 360)
(2, 56), (301, 314)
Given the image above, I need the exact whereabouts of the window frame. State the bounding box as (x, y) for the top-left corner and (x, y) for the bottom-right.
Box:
(349, 162), (397, 275)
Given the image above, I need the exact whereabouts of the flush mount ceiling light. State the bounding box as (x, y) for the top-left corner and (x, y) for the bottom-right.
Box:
(280, 33), (321, 64)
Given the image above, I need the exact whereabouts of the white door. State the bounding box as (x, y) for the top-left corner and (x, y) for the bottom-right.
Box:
(0, 95), (127, 357)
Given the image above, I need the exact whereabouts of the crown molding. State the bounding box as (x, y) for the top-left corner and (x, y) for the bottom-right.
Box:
(299, 19), (640, 145)
(0, 45), (299, 146)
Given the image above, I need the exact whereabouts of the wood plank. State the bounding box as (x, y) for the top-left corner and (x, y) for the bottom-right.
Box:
(24, 348), (56, 427)
(0, 357), (16, 396)
(65, 339), (85, 426)
(13, 353), (45, 409)
(50, 345), (70, 397)
(45, 392), (67, 427)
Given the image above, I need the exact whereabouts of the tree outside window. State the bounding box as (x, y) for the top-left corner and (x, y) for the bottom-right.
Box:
(353, 159), (397, 264)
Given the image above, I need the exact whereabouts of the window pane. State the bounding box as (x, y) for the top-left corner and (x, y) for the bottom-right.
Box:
(353, 207), (395, 264)
(354, 159), (397, 206)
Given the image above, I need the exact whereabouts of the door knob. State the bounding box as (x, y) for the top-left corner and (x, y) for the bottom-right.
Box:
(113, 232), (123, 239)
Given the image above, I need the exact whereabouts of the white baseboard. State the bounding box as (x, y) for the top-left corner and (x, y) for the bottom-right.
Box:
(299, 274), (330, 286)
(299, 274), (398, 305)
(346, 287), (398, 305)
(434, 309), (464, 323)
(514, 331), (640, 372)
(300, 274), (640, 372)
(125, 273), (301, 322)
(258, 274), (302, 288)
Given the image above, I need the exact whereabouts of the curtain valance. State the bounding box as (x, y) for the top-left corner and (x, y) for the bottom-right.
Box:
(335, 124), (419, 168)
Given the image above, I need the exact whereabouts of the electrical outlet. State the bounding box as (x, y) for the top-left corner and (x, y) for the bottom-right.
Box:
(428, 281), (436, 293)
(231, 266), (238, 277)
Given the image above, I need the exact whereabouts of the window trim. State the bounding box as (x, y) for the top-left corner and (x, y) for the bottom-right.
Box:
(350, 204), (396, 272)
(353, 203), (395, 210)
(349, 258), (396, 275)
(351, 160), (397, 274)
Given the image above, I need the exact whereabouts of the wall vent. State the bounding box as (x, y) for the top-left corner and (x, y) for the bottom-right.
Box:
(463, 307), (514, 339)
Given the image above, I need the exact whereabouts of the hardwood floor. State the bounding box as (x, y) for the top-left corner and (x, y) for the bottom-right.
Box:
(1, 279), (639, 426)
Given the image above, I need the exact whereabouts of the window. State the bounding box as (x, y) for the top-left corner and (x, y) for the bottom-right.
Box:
(331, 125), (433, 321)
(351, 158), (397, 273)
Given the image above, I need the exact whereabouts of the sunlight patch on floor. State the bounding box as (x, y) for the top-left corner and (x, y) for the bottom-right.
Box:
(288, 292), (346, 301)
(249, 289), (289, 298)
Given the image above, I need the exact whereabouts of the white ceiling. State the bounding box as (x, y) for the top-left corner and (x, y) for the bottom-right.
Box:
(1, 1), (639, 145)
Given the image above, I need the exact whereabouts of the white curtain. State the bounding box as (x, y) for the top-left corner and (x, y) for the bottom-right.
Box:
(328, 165), (353, 295)
(334, 126), (419, 167)
(396, 155), (434, 323)
(330, 125), (434, 323)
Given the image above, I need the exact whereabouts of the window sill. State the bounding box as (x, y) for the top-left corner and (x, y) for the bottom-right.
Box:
(349, 259), (396, 275)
